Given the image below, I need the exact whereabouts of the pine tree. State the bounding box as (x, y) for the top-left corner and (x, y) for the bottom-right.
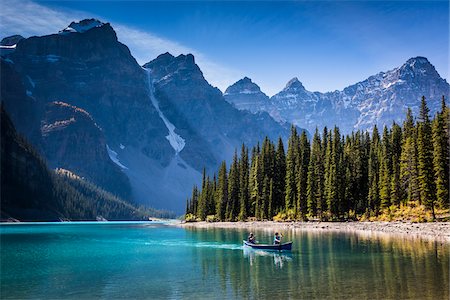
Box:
(215, 162), (228, 221)
(285, 125), (298, 212)
(368, 125), (380, 214)
(323, 130), (333, 218)
(379, 126), (392, 208)
(268, 178), (274, 218)
(297, 131), (310, 219)
(206, 176), (215, 216)
(274, 137), (286, 214)
(325, 127), (341, 218)
(260, 176), (269, 220)
(197, 169), (208, 220)
(432, 96), (449, 208)
(249, 145), (260, 217)
(400, 108), (421, 203)
(191, 185), (199, 215)
(307, 128), (322, 218)
(185, 198), (190, 215)
(417, 96), (436, 218)
(390, 123), (403, 205)
(238, 144), (249, 221)
(226, 151), (240, 221)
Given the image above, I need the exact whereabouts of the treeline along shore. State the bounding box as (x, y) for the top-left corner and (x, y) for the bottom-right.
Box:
(185, 96), (449, 223)
(180, 221), (450, 243)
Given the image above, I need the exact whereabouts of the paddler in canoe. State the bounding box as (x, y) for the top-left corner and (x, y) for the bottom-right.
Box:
(273, 232), (283, 245)
(247, 232), (256, 244)
(243, 232), (292, 251)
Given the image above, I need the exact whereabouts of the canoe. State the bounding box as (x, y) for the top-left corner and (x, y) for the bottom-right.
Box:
(243, 240), (293, 251)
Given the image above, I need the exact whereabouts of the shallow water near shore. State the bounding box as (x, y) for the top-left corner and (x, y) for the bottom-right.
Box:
(1, 222), (448, 299)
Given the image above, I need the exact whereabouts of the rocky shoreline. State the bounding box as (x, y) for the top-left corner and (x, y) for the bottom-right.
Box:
(180, 221), (450, 243)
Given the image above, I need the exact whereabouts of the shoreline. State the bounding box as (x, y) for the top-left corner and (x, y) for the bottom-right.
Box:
(180, 221), (450, 243)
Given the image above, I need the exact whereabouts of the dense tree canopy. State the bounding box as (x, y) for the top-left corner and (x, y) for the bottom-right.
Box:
(187, 97), (449, 221)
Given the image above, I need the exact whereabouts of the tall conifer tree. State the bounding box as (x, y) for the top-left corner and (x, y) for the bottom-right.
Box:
(432, 97), (449, 208)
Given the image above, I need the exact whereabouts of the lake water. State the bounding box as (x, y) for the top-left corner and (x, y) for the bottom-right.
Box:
(1, 222), (448, 299)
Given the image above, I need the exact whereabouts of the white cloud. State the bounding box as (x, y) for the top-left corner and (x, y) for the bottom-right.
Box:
(0, 0), (240, 91)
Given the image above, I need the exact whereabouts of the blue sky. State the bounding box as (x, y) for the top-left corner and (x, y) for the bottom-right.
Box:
(1, 0), (448, 96)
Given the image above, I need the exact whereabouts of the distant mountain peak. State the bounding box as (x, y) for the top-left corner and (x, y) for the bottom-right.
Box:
(284, 77), (305, 91)
(59, 19), (106, 35)
(398, 56), (440, 79)
(224, 77), (264, 96)
(406, 56), (430, 66)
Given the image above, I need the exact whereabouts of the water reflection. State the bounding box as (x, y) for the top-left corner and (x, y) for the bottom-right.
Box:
(243, 247), (293, 268)
(186, 226), (449, 299)
(1, 224), (448, 299)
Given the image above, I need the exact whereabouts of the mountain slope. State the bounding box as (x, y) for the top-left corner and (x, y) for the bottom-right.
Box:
(41, 101), (132, 199)
(0, 106), (153, 221)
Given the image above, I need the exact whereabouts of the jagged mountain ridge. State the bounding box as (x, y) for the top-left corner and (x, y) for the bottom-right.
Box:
(1, 19), (294, 213)
(225, 57), (449, 133)
(144, 53), (292, 170)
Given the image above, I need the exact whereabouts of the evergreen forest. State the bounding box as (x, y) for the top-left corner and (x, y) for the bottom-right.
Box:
(186, 97), (449, 222)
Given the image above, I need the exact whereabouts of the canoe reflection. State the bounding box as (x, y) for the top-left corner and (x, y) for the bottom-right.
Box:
(243, 247), (293, 268)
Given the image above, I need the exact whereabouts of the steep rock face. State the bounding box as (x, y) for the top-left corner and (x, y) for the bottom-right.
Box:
(41, 101), (131, 200)
(225, 57), (449, 133)
(6, 20), (172, 163)
(0, 58), (42, 143)
(144, 53), (292, 170)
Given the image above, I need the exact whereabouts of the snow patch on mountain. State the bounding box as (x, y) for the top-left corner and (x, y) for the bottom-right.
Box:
(59, 19), (104, 35)
(144, 68), (186, 153)
(106, 145), (128, 169)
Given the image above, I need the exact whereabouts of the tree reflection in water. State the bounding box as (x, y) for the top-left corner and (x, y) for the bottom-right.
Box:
(185, 226), (448, 299)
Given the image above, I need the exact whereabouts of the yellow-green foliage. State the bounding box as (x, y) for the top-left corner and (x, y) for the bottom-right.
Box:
(184, 213), (198, 222)
(363, 201), (447, 223)
(206, 215), (218, 222)
(273, 209), (297, 221)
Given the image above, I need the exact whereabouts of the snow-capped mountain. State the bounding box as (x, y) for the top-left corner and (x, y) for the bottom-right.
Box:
(226, 57), (449, 133)
(59, 19), (105, 34)
(0, 19), (294, 213)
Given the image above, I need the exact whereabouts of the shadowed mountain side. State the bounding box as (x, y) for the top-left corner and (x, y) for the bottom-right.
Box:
(0, 106), (153, 221)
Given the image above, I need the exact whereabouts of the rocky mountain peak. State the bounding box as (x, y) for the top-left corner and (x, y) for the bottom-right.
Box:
(398, 56), (440, 79)
(283, 77), (305, 91)
(59, 19), (106, 34)
(144, 52), (204, 83)
(224, 77), (263, 95)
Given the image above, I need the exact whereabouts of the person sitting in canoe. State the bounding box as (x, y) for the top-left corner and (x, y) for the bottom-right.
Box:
(273, 232), (283, 245)
(247, 232), (256, 244)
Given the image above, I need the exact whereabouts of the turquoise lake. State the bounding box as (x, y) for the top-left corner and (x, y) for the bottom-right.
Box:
(0, 222), (448, 299)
